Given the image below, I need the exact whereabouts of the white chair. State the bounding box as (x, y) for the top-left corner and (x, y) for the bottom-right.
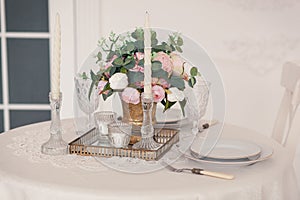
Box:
(272, 62), (300, 198)
(272, 62), (300, 157)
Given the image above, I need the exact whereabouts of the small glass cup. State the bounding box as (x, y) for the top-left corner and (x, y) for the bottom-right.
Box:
(94, 111), (117, 144)
(108, 122), (132, 148)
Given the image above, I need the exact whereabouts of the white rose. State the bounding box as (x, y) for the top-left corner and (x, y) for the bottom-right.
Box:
(167, 87), (185, 102)
(109, 73), (128, 90)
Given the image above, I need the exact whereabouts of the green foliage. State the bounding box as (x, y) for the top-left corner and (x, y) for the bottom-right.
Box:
(88, 70), (99, 101)
(168, 76), (185, 90)
(168, 32), (184, 53)
(96, 52), (102, 63)
(188, 77), (196, 88)
(123, 59), (135, 69)
(161, 99), (177, 112)
(179, 98), (186, 116)
(127, 71), (144, 84)
(190, 67), (198, 76)
(81, 72), (88, 80)
(87, 28), (202, 113)
(112, 57), (123, 66)
(131, 28), (144, 41)
(109, 67), (117, 75)
(102, 90), (113, 101)
(153, 42), (173, 53)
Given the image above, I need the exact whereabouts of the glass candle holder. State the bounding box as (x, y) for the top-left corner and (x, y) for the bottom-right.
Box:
(94, 111), (117, 144)
(132, 94), (160, 150)
(41, 92), (68, 155)
(108, 122), (132, 148)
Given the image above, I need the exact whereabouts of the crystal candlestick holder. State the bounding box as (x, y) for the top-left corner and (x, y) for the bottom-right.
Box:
(41, 92), (68, 155)
(133, 95), (160, 150)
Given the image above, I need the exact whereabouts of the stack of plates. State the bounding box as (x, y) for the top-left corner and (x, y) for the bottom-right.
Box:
(186, 138), (273, 167)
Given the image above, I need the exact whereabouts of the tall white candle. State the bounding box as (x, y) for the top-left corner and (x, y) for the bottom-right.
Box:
(51, 13), (61, 99)
(144, 12), (152, 99)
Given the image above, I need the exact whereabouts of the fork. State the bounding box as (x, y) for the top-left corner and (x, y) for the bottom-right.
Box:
(163, 163), (234, 180)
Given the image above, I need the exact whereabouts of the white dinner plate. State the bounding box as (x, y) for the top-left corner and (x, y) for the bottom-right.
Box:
(185, 144), (273, 167)
(191, 139), (262, 160)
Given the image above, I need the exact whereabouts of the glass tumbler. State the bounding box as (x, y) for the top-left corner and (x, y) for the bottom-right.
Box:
(94, 111), (117, 144)
(108, 122), (132, 148)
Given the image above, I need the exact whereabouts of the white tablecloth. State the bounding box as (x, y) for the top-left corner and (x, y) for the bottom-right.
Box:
(0, 119), (299, 200)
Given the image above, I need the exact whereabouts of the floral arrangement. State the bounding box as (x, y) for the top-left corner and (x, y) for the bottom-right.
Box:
(82, 28), (200, 114)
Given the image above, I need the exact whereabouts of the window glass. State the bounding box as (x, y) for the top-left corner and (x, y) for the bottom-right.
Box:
(7, 38), (50, 104)
(0, 40), (2, 103)
(10, 110), (50, 129)
(6, 0), (48, 32)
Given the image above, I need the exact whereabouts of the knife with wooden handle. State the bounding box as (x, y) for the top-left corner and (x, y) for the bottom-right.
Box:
(191, 168), (234, 180)
(163, 162), (235, 180)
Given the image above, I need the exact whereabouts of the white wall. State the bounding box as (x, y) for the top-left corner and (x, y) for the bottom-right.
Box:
(73, 0), (300, 136)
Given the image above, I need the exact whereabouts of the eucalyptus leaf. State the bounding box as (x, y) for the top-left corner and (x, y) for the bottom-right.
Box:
(134, 40), (144, 50)
(169, 36), (176, 45)
(151, 30), (157, 40)
(131, 28), (144, 41)
(170, 44), (176, 51)
(109, 67), (117, 75)
(177, 36), (184, 46)
(179, 98), (186, 116)
(88, 79), (96, 101)
(102, 90), (113, 101)
(138, 59), (144, 67)
(151, 39), (158, 46)
(153, 43), (172, 52)
(190, 67), (198, 76)
(127, 71), (144, 84)
(152, 61), (166, 78)
(188, 77), (196, 88)
(90, 70), (98, 82)
(124, 57), (133, 65)
(106, 51), (115, 61)
(175, 46), (183, 53)
(163, 99), (177, 112)
(96, 52), (102, 63)
(168, 76), (185, 90)
(152, 61), (162, 71)
(124, 42), (135, 52)
(124, 60), (136, 69)
(113, 57), (123, 66)
(81, 72), (88, 80)
(102, 81), (111, 92)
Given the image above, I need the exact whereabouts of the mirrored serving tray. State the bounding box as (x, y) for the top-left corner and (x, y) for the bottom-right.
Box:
(69, 128), (179, 161)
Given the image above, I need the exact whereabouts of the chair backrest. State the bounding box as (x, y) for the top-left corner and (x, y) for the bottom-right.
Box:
(272, 62), (300, 155)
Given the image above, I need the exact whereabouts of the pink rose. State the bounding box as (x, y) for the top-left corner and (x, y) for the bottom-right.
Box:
(152, 85), (165, 103)
(157, 78), (170, 88)
(153, 52), (173, 73)
(151, 78), (170, 89)
(98, 80), (109, 95)
(135, 52), (144, 60)
(121, 87), (140, 104)
(170, 53), (185, 76)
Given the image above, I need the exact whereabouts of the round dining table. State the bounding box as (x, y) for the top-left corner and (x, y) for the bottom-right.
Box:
(0, 119), (299, 200)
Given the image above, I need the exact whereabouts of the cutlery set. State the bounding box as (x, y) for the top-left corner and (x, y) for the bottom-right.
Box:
(163, 162), (234, 180)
